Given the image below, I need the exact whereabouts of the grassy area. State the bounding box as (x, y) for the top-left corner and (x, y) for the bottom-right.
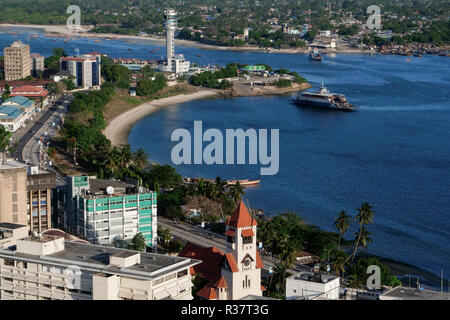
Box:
(103, 84), (200, 124)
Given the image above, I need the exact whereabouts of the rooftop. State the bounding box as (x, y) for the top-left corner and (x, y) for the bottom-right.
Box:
(0, 222), (27, 230)
(380, 286), (450, 300)
(289, 271), (339, 284)
(0, 159), (27, 170)
(0, 239), (200, 281)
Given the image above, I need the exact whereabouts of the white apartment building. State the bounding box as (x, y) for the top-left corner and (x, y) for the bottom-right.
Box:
(0, 235), (200, 300)
(286, 271), (340, 300)
(59, 54), (102, 89)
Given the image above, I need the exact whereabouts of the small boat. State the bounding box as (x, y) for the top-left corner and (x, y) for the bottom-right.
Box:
(309, 49), (322, 61)
(226, 179), (261, 187)
(150, 50), (157, 53)
(196, 54), (204, 57)
(413, 53), (422, 57)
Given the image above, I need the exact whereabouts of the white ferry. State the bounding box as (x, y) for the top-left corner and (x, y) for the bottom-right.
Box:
(295, 83), (357, 111)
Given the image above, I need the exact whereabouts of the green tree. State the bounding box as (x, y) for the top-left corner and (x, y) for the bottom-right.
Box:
(333, 210), (351, 250)
(128, 233), (146, 251)
(132, 148), (149, 170)
(351, 203), (375, 261)
(229, 181), (245, 204)
(0, 124), (12, 163)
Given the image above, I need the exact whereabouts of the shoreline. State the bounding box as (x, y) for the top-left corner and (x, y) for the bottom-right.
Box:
(103, 90), (219, 146)
(0, 23), (373, 55)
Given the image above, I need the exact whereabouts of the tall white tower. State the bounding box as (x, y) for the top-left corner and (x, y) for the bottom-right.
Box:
(164, 9), (177, 71)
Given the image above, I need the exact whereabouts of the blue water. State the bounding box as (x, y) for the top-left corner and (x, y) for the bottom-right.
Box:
(1, 26), (449, 281)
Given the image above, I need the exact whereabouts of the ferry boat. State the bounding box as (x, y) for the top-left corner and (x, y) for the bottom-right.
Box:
(295, 83), (357, 111)
(309, 49), (322, 61)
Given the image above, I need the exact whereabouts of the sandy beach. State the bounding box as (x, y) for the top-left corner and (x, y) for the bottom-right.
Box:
(104, 90), (218, 146)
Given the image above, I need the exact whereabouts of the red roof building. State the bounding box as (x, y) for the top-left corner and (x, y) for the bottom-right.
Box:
(10, 86), (49, 108)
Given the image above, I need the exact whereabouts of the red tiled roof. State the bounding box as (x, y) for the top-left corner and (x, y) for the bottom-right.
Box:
(179, 243), (225, 282)
(196, 286), (217, 300)
(255, 251), (264, 269)
(213, 276), (228, 288)
(225, 228), (236, 237)
(241, 228), (255, 237)
(226, 201), (258, 228)
(224, 253), (239, 273)
(11, 86), (48, 97)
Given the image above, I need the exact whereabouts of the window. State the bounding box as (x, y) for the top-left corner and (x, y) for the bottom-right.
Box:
(242, 236), (252, 244)
(177, 269), (188, 278)
(4, 259), (15, 266)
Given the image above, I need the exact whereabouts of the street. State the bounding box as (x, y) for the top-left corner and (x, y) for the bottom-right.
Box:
(14, 94), (72, 169)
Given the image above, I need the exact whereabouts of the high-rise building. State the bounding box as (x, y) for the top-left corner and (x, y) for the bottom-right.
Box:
(59, 53), (102, 89)
(0, 160), (56, 232)
(4, 41), (31, 81)
(54, 176), (157, 247)
(30, 53), (45, 78)
(26, 166), (56, 233)
(0, 234), (200, 300)
(164, 9), (177, 65)
(160, 9), (190, 73)
(0, 160), (28, 226)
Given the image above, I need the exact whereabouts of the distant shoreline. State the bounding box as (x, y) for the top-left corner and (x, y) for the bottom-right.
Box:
(0, 23), (373, 55)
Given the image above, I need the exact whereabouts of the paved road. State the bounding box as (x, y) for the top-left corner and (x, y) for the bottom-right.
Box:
(11, 95), (60, 160)
(20, 95), (72, 167)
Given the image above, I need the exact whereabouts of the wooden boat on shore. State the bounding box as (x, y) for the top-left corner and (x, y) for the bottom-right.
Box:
(226, 179), (261, 187)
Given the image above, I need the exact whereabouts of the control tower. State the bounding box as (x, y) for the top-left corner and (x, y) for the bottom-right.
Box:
(164, 9), (177, 70)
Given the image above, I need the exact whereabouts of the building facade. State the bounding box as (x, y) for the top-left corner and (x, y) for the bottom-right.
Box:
(0, 160), (28, 226)
(4, 41), (31, 81)
(54, 176), (157, 247)
(59, 54), (101, 89)
(26, 166), (56, 233)
(0, 105), (28, 132)
(0, 235), (200, 300)
(30, 54), (45, 78)
(0, 223), (29, 249)
(286, 270), (340, 300)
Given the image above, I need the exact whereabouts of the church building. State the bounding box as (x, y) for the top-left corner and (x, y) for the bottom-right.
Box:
(179, 201), (264, 300)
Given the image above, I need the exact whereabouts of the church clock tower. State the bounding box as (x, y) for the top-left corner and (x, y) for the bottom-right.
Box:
(221, 201), (263, 299)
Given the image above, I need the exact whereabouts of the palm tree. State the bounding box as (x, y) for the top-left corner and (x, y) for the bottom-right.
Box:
(214, 177), (227, 199)
(133, 148), (148, 170)
(350, 202), (374, 261)
(229, 181), (245, 203)
(105, 146), (120, 176)
(356, 226), (372, 250)
(333, 210), (352, 250)
(118, 145), (132, 168)
(331, 249), (349, 276)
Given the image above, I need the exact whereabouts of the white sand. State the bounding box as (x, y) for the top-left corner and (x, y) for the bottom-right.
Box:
(103, 90), (218, 146)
